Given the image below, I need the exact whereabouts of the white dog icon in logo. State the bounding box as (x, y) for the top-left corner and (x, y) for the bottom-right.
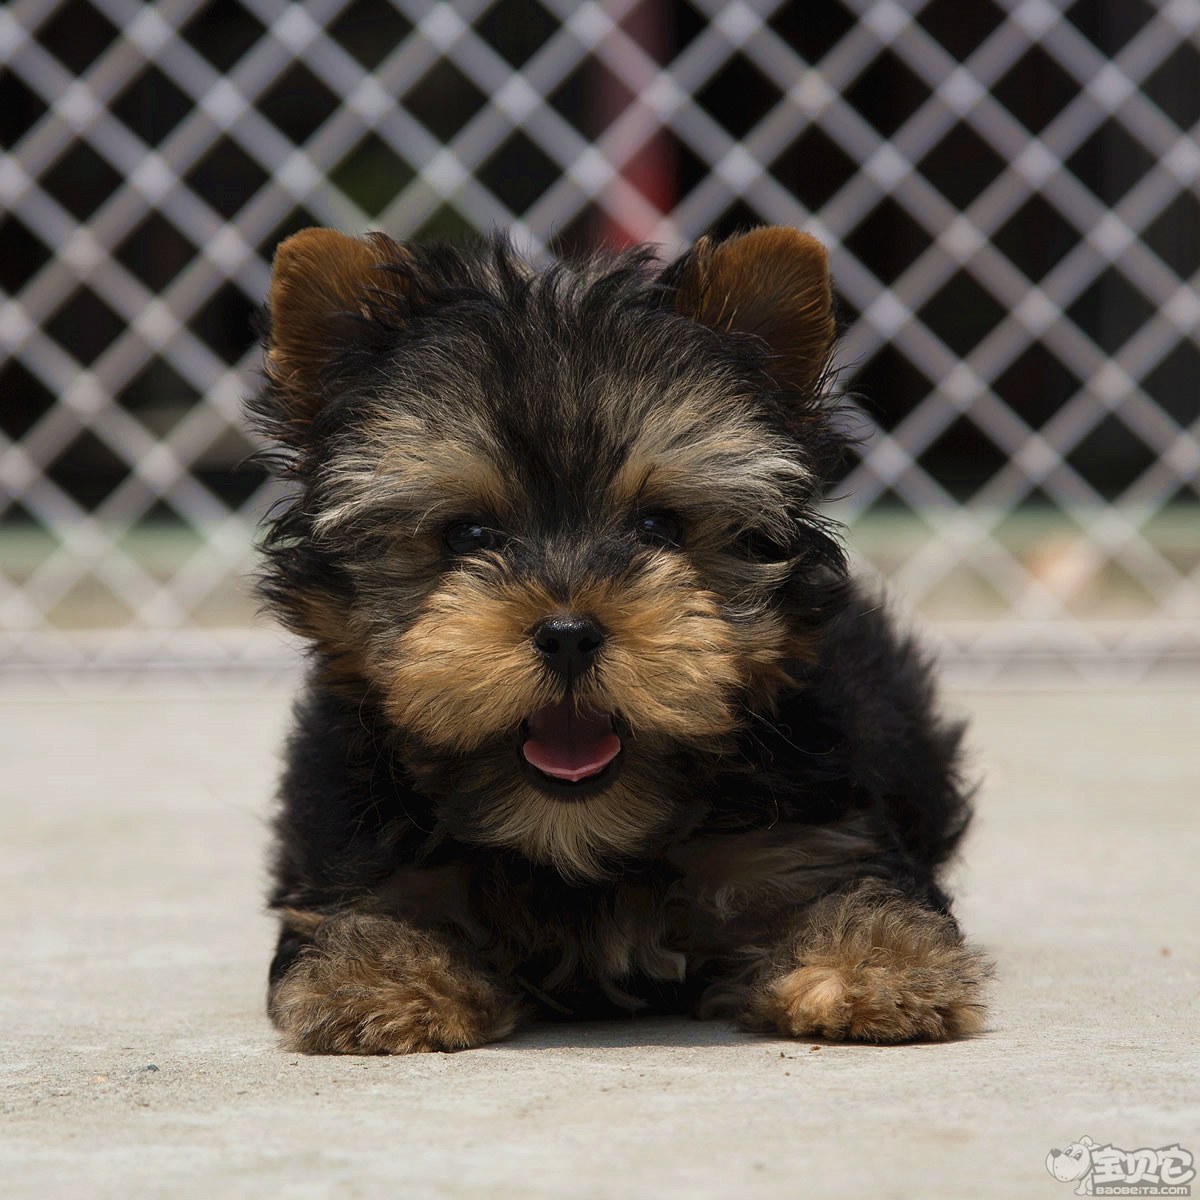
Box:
(1046, 1136), (1096, 1194)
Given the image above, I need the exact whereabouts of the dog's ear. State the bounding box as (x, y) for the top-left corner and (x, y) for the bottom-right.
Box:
(264, 227), (407, 428)
(669, 227), (835, 395)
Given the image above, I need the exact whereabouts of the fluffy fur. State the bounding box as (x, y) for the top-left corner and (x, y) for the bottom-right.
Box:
(249, 225), (990, 1053)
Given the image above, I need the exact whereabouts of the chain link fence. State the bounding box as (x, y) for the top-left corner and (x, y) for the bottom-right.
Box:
(2, 0), (1198, 681)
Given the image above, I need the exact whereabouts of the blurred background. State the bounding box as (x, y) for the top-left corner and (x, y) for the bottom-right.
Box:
(2, 0), (1197, 684)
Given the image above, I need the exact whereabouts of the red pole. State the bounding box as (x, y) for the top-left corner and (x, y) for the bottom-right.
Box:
(594, 0), (677, 248)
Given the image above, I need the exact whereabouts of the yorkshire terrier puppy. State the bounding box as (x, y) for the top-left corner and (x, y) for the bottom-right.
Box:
(249, 225), (990, 1054)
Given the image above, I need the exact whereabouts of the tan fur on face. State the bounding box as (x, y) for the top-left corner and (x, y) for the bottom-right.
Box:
(370, 553), (761, 879)
(610, 386), (811, 539)
(745, 882), (991, 1043)
(285, 589), (373, 685)
(722, 607), (811, 712)
(312, 410), (514, 545)
(291, 532), (822, 888)
(269, 911), (521, 1055)
(375, 563), (556, 751)
(377, 553), (744, 753)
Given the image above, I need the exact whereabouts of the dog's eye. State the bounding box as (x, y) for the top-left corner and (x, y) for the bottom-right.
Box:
(635, 512), (683, 548)
(443, 520), (503, 555)
(739, 529), (792, 561)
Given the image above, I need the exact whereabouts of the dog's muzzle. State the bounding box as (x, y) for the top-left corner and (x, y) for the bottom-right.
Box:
(521, 699), (622, 788)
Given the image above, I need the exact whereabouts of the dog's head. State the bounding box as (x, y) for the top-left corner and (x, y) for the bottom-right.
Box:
(1046, 1138), (1095, 1183)
(251, 227), (847, 880)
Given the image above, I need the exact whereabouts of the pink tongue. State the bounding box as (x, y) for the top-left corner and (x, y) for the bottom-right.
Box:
(522, 701), (621, 783)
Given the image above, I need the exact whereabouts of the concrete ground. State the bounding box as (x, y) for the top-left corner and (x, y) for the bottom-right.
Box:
(0, 682), (1196, 1199)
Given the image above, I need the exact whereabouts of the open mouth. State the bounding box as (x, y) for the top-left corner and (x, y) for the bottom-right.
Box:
(520, 700), (623, 795)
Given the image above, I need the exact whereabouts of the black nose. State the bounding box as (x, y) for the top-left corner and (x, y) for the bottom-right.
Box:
(531, 616), (605, 680)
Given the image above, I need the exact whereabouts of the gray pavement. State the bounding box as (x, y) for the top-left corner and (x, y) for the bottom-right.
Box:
(1, 682), (1197, 1199)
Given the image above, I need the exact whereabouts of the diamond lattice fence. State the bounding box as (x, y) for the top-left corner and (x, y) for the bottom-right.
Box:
(1, 0), (1198, 680)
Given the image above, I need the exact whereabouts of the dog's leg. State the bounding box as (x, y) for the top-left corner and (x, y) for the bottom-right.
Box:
(267, 911), (522, 1055)
(742, 882), (990, 1043)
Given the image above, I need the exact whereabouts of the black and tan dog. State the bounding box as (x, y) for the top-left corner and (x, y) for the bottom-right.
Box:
(249, 225), (990, 1054)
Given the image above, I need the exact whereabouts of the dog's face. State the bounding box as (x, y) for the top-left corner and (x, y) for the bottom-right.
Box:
(1046, 1139), (1094, 1182)
(252, 227), (845, 880)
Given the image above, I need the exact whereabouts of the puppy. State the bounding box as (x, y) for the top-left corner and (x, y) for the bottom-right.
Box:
(248, 225), (990, 1053)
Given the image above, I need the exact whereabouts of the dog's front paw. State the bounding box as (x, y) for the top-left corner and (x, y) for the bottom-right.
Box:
(269, 913), (521, 1055)
(757, 960), (982, 1043)
(746, 884), (991, 1043)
